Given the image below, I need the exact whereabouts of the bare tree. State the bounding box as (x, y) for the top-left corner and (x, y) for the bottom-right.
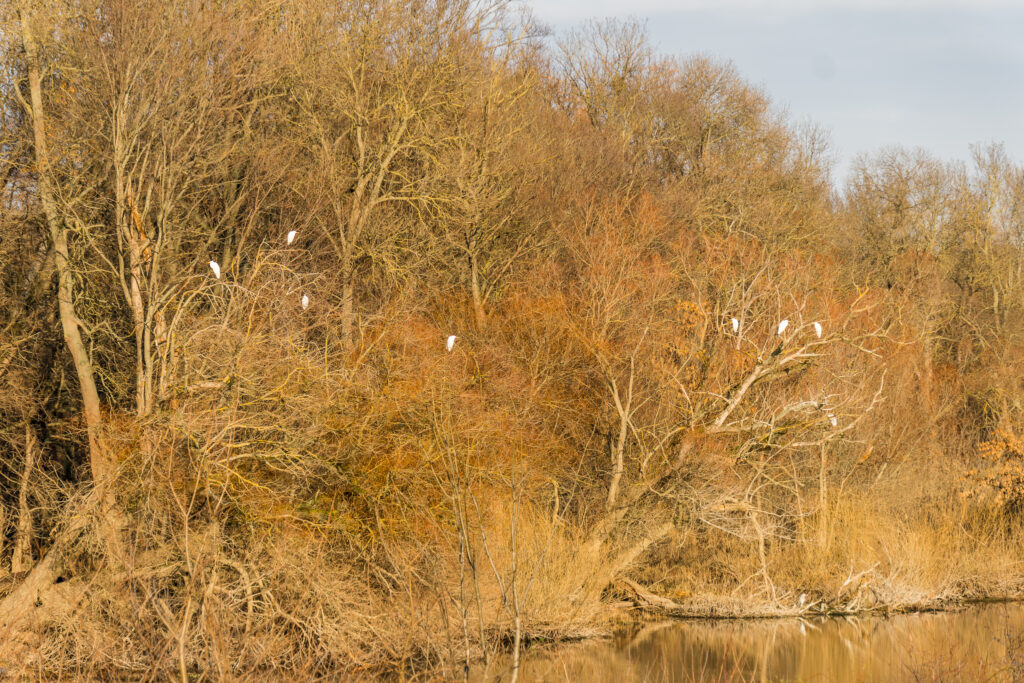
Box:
(290, 0), (473, 348)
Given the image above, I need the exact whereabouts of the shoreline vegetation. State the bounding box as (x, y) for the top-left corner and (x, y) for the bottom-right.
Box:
(3, 0), (1024, 679)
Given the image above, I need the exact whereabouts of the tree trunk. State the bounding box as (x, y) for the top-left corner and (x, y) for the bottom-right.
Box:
(0, 504), (6, 576)
(469, 240), (486, 329)
(114, 123), (153, 419)
(19, 3), (112, 486)
(0, 482), (104, 635)
(606, 363), (634, 511)
(341, 247), (355, 351)
(818, 443), (829, 552)
(607, 413), (627, 511)
(4, 3), (124, 637)
(11, 424), (36, 574)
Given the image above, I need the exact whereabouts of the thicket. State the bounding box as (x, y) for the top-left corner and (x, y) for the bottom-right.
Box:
(2, 0), (1024, 678)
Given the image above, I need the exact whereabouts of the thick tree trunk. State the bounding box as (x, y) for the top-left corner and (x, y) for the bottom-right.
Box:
(19, 4), (112, 485)
(606, 362), (634, 511)
(4, 2), (124, 638)
(0, 479), (106, 635)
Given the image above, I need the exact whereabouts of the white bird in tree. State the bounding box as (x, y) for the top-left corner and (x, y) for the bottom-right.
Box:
(777, 319), (789, 335)
(209, 261), (221, 279)
(813, 321), (823, 338)
(828, 413), (838, 427)
(731, 317), (739, 333)
(287, 230), (297, 245)
(301, 294), (309, 310)
(446, 335), (457, 352)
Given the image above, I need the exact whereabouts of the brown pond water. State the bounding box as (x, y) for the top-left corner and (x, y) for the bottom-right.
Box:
(511, 602), (1024, 682)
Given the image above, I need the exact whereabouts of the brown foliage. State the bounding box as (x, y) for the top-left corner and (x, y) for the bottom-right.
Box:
(0, 2), (1023, 679)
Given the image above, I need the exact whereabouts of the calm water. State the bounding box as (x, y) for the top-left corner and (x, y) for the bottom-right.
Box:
(514, 603), (1024, 682)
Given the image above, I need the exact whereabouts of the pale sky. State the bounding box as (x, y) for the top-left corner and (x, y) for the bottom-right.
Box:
(532, 0), (1024, 184)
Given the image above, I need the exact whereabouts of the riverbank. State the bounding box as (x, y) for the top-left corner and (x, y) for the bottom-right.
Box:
(1, 485), (1022, 680)
(458, 491), (1024, 680)
(511, 600), (1024, 682)
(611, 582), (1024, 621)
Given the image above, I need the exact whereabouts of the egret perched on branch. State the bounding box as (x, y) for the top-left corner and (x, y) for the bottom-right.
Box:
(209, 261), (221, 279)
(301, 294), (309, 310)
(828, 412), (838, 427)
(813, 321), (823, 338)
(446, 335), (457, 352)
(777, 319), (789, 335)
(287, 230), (297, 245)
(731, 317), (739, 333)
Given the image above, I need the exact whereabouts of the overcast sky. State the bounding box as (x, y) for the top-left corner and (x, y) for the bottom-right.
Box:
(531, 0), (1024, 184)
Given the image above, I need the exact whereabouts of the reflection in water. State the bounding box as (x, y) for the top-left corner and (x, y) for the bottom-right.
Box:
(516, 603), (1024, 682)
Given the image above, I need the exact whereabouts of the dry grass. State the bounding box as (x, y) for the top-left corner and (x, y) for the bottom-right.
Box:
(2, 450), (1024, 680)
(635, 483), (1024, 621)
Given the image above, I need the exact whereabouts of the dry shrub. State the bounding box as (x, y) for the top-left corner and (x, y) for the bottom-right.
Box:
(5, 255), (621, 678)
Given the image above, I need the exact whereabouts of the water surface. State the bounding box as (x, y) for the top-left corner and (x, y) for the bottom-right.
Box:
(517, 602), (1024, 681)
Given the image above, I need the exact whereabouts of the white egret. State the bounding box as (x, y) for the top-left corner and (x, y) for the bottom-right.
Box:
(731, 317), (739, 333)
(446, 335), (457, 352)
(813, 321), (823, 338)
(301, 294), (309, 310)
(209, 261), (221, 279)
(777, 319), (789, 335)
(829, 413), (838, 427)
(287, 230), (297, 245)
